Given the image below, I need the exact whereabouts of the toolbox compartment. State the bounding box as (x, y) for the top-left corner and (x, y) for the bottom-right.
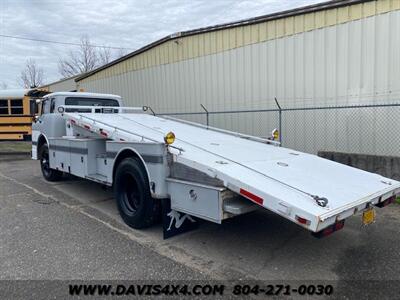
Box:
(167, 178), (258, 223)
(48, 137), (107, 179)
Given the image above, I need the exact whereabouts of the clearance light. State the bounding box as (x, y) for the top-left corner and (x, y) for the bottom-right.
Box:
(272, 128), (279, 140)
(164, 132), (176, 145)
(99, 129), (108, 137)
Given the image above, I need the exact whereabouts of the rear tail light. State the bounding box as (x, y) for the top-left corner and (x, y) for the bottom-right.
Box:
(312, 220), (345, 239)
(295, 215), (311, 226)
(375, 195), (396, 208)
(334, 220), (345, 231)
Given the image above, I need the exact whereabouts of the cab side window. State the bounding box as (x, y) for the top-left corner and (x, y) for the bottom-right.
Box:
(50, 98), (56, 113)
(42, 99), (50, 114)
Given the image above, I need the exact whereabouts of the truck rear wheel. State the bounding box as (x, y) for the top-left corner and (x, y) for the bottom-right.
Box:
(114, 157), (159, 229)
(39, 144), (63, 182)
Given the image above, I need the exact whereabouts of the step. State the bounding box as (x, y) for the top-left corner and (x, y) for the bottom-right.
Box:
(87, 173), (108, 184)
(223, 197), (259, 215)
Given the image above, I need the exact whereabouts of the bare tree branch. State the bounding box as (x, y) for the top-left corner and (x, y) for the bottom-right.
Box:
(18, 59), (44, 88)
(58, 36), (99, 77)
(98, 47), (112, 66)
(58, 35), (131, 77)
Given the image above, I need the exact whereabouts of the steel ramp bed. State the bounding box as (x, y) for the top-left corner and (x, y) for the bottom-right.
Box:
(63, 111), (400, 232)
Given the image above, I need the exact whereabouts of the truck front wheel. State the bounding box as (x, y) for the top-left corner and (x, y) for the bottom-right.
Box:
(114, 157), (159, 229)
(39, 144), (63, 182)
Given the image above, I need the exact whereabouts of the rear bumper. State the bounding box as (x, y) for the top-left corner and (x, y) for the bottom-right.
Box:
(315, 185), (400, 232)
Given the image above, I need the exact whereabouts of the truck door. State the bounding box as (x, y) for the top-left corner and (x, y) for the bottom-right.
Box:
(33, 98), (51, 138)
(32, 97), (66, 139)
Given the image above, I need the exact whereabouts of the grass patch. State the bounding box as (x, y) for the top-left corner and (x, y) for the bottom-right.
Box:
(396, 197), (400, 205)
(0, 141), (31, 153)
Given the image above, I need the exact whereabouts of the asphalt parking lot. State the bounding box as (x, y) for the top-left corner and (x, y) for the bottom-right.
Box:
(1, 157), (400, 296)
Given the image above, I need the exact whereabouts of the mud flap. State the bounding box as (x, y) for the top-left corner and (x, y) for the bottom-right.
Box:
(162, 199), (199, 239)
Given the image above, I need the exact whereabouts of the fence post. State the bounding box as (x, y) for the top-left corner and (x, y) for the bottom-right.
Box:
(200, 104), (209, 127)
(274, 98), (282, 145)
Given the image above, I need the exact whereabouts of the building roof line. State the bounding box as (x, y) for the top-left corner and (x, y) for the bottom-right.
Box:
(42, 74), (80, 88)
(75, 0), (372, 82)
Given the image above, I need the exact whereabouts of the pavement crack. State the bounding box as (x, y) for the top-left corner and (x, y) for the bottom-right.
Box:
(5, 192), (31, 198)
(0, 172), (59, 204)
(31, 198), (54, 205)
(0, 170), (236, 280)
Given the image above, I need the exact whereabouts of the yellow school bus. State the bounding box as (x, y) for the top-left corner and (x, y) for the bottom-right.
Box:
(0, 89), (49, 140)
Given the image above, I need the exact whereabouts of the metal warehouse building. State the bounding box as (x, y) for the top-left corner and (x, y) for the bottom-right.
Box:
(75, 0), (400, 158)
(41, 75), (78, 93)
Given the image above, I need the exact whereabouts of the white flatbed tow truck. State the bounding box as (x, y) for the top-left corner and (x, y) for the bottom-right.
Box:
(32, 92), (400, 238)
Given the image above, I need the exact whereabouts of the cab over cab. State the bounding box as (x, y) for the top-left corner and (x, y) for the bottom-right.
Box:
(32, 92), (400, 239)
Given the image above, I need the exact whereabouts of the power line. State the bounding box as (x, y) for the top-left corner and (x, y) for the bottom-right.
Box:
(0, 34), (134, 50)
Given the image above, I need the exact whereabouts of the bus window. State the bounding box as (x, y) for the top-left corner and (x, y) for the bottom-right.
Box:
(0, 100), (8, 115)
(10, 99), (23, 115)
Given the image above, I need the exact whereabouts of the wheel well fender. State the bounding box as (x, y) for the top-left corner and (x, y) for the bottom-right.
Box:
(112, 148), (151, 187)
(37, 134), (49, 159)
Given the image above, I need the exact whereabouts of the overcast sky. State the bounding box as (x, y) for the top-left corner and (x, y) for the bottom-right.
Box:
(0, 0), (324, 88)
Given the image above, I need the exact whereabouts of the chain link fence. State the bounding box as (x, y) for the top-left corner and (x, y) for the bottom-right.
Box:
(159, 103), (400, 157)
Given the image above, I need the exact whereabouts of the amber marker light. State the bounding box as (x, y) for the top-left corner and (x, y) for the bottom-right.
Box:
(164, 131), (176, 145)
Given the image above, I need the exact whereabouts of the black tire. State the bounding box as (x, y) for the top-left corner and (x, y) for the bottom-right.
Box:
(114, 157), (159, 229)
(39, 144), (63, 182)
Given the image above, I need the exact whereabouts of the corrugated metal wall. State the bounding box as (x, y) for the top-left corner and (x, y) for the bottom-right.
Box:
(78, 2), (400, 156)
(43, 77), (77, 92)
(79, 0), (399, 83)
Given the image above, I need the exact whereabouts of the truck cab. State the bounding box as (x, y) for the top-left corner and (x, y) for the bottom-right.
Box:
(32, 92), (122, 160)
